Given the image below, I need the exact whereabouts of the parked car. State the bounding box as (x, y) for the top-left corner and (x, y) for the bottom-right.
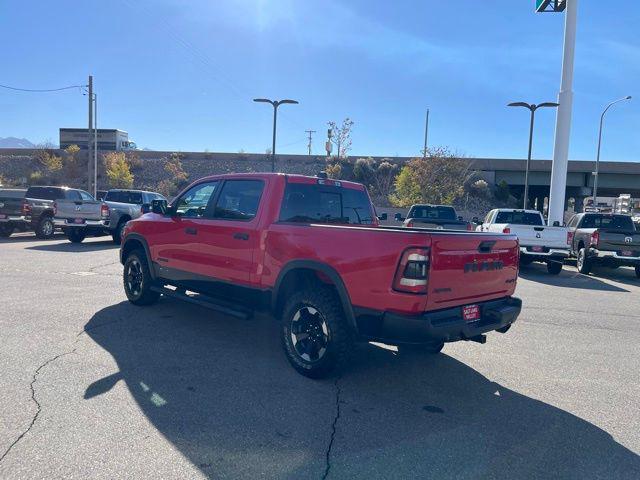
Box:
(51, 188), (109, 243)
(398, 204), (471, 230)
(119, 173), (522, 378)
(477, 208), (570, 275)
(567, 212), (640, 276)
(0, 188), (28, 237)
(23, 186), (68, 239)
(103, 189), (166, 244)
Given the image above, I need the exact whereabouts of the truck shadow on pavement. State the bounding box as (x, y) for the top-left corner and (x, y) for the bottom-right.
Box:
(519, 263), (629, 292)
(25, 239), (118, 252)
(84, 301), (640, 479)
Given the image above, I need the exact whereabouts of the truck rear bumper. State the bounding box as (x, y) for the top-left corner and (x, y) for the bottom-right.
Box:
(54, 218), (109, 228)
(520, 247), (569, 259)
(0, 215), (26, 223)
(356, 296), (522, 345)
(590, 249), (640, 266)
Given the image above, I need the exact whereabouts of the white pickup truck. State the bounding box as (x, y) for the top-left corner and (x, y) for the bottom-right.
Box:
(477, 209), (570, 275)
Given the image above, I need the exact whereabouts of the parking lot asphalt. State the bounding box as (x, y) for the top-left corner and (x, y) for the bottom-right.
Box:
(1, 233), (639, 479)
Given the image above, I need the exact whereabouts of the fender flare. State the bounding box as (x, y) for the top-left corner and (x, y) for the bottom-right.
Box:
(120, 233), (155, 278)
(272, 260), (357, 332)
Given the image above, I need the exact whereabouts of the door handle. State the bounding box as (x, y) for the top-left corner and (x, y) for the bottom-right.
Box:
(185, 227), (198, 235)
(233, 232), (249, 241)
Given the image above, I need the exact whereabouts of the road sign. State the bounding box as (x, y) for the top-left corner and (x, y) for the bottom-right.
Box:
(536, 0), (566, 12)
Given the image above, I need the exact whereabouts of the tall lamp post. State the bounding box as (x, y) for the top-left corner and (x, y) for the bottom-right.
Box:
(253, 98), (299, 172)
(508, 101), (559, 209)
(593, 95), (631, 205)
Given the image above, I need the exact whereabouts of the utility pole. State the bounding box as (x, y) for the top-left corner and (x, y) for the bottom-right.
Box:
(305, 129), (316, 155)
(423, 109), (429, 158)
(87, 75), (93, 193)
(93, 94), (98, 197)
(547, 0), (578, 226)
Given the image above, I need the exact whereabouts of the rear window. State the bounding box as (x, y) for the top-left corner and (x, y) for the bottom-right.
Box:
(279, 183), (374, 225)
(25, 186), (65, 200)
(105, 190), (143, 204)
(581, 215), (634, 231)
(408, 205), (456, 221)
(0, 189), (26, 199)
(495, 211), (543, 226)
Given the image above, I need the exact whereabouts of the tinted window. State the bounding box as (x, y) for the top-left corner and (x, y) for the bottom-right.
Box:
(26, 186), (65, 200)
(494, 211), (543, 226)
(408, 205), (456, 221)
(66, 190), (82, 201)
(175, 182), (218, 218)
(79, 190), (94, 201)
(105, 190), (143, 204)
(0, 189), (26, 199)
(279, 183), (374, 225)
(581, 214), (634, 230)
(213, 180), (264, 221)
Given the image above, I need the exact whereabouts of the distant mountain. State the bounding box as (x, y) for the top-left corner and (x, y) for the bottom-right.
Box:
(0, 137), (36, 148)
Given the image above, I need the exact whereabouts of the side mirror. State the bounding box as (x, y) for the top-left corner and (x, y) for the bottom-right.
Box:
(379, 213), (388, 221)
(151, 199), (168, 215)
(141, 203), (151, 214)
(394, 213), (404, 222)
(457, 216), (463, 221)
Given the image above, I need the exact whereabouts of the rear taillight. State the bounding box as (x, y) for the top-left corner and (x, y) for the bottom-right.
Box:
(502, 227), (511, 234)
(101, 203), (110, 217)
(52, 202), (57, 216)
(406, 221), (414, 228)
(22, 200), (31, 216)
(590, 230), (599, 247)
(567, 231), (574, 246)
(466, 223), (473, 231)
(393, 247), (430, 294)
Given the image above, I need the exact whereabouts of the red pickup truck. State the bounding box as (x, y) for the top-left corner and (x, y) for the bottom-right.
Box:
(120, 173), (521, 378)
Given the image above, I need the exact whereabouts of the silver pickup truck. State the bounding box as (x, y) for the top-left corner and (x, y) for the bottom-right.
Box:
(53, 189), (110, 243)
(103, 189), (166, 244)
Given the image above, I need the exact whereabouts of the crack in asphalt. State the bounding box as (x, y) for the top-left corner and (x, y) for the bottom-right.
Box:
(0, 315), (129, 465)
(0, 350), (76, 464)
(322, 377), (341, 480)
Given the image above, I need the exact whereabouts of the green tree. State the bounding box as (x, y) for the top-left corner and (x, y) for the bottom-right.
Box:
(390, 165), (422, 207)
(105, 152), (134, 188)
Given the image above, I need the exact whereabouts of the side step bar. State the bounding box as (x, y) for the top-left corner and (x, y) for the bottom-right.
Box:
(150, 286), (252, 320)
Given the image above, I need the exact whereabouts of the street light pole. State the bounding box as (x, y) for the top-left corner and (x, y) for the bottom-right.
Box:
(253, 98), (299, 172)
(593, 95), (631, 205)
(508, 101), (559, 210)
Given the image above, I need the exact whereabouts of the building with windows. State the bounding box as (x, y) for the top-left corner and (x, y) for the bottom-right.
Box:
(59, 128), (136, 151)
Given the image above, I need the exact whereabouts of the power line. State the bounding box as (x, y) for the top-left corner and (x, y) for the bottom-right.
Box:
(0, 83), (86, 93)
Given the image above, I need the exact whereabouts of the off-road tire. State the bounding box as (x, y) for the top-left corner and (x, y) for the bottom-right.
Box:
(546, 261), (563, 275)
(281, 286), (352, 379)
(35, 215), (54, 239)
(577, 248), (592, 275)
(112, 220), (127, 245)
(123, 249), (160, 306)
(67, 228), (86, 244)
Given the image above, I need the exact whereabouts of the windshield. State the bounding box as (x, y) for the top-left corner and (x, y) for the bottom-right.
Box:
(495, 211), (544, 226)
(408, 205), (456, 221)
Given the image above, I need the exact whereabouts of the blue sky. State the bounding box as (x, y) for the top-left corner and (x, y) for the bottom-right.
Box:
(0, 0), (638, 160)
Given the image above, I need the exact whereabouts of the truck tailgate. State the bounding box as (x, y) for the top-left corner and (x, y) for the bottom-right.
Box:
(598, 230), (640, 252)
(0, 197), (24, 217)
(56, 200), (103, 220)
(426, 233), (519, 310)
